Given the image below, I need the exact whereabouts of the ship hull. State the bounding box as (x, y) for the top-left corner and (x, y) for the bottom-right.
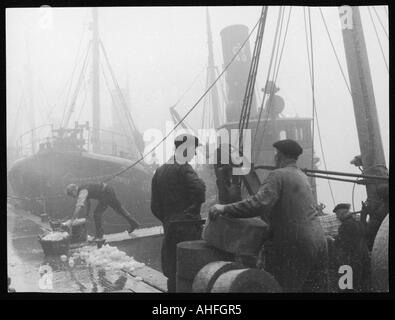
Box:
(8, 150), (159, 234)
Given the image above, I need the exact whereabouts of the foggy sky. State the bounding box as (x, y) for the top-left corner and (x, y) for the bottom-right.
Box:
(6, 6), (389, 210)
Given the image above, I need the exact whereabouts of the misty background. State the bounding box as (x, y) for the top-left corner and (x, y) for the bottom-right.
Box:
(6, 6), (389, 211)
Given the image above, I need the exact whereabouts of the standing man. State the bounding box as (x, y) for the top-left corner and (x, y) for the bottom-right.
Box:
(66, 182), (140, 240)
(209, 139), (328, 292)
(333, 203), (370, 291)
(214, 143), (241, 204)
(151, 133), (206, 292)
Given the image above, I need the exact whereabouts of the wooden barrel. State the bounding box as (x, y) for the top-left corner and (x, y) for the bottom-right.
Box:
(176, 240), (234, 281)
(192, 261), (244, 293)
(211, 268), (282, 293)
(371, 214), (389, 292)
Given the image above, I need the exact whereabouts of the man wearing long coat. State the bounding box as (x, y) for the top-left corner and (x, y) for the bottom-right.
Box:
(209, 139), (328, 292)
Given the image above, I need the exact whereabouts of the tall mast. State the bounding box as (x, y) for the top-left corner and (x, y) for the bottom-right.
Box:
(206, 7), (220, 128)
(91, 7), (100, 153)
(339, 6), (387, 200)
(25, 35), (36, 154)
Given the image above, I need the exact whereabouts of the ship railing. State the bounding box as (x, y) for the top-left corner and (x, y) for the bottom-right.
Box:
(16, 124), (54, 158)
(14, 123), (141, 162)
(87, 127), (141, 161)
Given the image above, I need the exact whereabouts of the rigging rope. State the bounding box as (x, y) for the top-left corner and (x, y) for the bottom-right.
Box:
(99, 40), (146, 158)
(75, 80), (89, 123)
(62, 41), (92, 128)
(100, 61), (130, 145)
(253, 6), (292, 159)
(307, 8), (315, 173)
(60, 31), (89, 126)
(319, 8), (352, 95)
(372, 6), (388, 39)
(202, 67), (212, 130)
(305, 7), (336, 206)
(44, 76), (73, 125)
(252, 6), (284, 155)
(367, 7), (389, 73)
(37, 80), (51, 125)
(46, 15), (89, 125)
(99, 41), (143, 155)
(174, 65), (206, 109)
(216, 66), (228, 122)
(101, 13), (263, 183)
(11, 95), (25, 144)
(238, 6), (268, 152)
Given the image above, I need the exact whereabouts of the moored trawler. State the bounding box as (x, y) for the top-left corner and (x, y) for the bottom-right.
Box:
(8, 123), (157, 235)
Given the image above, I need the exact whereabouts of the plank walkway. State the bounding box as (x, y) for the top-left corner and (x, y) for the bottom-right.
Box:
(8, 203), (167, 293)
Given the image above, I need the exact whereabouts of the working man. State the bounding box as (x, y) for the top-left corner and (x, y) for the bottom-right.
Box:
(66, 182), (140, 240)
(151, 133), (206, 292)
(209, 139), (328, 292)
(363, 182), (389, 250)
(332, 203), (370, 292)
(350, 156), (389, 251)
(214, 143), (241, 204)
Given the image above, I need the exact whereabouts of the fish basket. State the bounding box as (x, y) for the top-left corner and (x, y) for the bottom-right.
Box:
(49, 219), (64, 231)
(61, 219), (88, 244)
(69, 221), (87, 244)
(38, 233), (70, 256)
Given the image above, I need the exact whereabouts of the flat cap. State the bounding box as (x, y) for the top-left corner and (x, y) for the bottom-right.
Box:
(333, 203), (351, 213)
(174, 133), (202, 148)
(273, 139), (303, 158)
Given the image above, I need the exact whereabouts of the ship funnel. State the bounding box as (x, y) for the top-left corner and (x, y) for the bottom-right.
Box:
(220, 24), (257, 123)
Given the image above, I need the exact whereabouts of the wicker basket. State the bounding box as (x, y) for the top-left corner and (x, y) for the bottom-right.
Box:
(49, 219), (67, 231)
(38, 233), (70, 256)
(50, 219), (87, 244)
(69, 222), (87, 244)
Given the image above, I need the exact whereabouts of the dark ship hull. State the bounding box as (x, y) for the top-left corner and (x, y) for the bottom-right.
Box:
(8, 149), (159, 234)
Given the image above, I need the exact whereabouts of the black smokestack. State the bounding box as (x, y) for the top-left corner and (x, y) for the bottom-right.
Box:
(220, 24), (257, 123)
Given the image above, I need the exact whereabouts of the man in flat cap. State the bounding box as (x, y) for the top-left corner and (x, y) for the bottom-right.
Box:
(209, 139), (328, 292)
(151, 133), (206, 292)
(332, 203), (370, 291)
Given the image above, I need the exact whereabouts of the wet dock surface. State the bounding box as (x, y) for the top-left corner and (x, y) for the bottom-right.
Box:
(7, 204), (167, 293)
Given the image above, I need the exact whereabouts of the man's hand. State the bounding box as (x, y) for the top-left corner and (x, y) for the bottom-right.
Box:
(208, 204), (226, 221)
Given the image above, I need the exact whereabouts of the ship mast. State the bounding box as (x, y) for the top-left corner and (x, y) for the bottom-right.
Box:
(339, 6), (387, 200)
(25, 36), (36, 154)
(91, 7), (101, 153)
(206, 7), (220, 128)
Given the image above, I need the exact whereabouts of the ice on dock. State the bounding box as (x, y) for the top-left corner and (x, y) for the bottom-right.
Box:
(73, 244), (145, 272)
(42, 231), (69, 241)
